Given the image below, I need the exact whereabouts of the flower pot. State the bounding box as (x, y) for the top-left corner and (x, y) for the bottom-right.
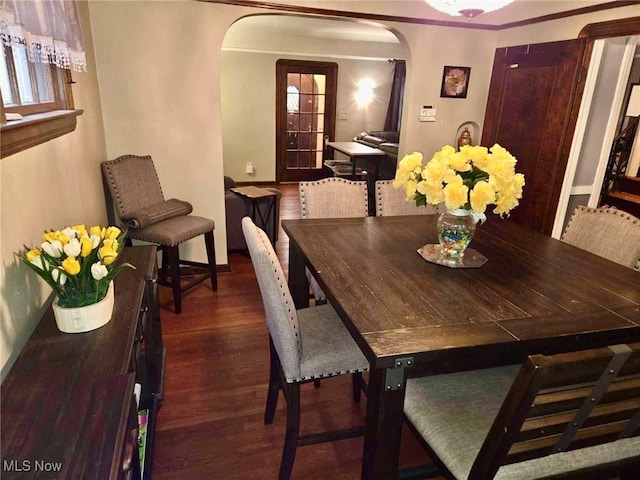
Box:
(437, 209), (476, 260)
(52, 281), (115, 333)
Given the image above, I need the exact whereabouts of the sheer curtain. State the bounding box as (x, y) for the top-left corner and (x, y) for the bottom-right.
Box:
(384, 59), (406, 133)
(0, 0), (86, 71)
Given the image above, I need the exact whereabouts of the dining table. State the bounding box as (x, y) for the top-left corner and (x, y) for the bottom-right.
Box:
(281, 214), (640, 480)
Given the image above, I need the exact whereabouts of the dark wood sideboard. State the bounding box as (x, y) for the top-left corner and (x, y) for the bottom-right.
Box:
(1, 246), (165, 479)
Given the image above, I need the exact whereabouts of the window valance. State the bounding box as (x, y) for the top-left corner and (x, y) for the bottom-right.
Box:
(0, 0), (86, 71)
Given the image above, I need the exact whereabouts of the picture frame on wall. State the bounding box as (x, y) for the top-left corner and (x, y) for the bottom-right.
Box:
(440, 66), (471, 98)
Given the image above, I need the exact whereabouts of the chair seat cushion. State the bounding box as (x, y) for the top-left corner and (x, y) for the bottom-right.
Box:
(129, 215), (215, 246)
(296, 304), (369, 382)
(405, 366), (640, 480)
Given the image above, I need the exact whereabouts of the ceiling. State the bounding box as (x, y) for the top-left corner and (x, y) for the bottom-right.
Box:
(222, 1), (621, 45)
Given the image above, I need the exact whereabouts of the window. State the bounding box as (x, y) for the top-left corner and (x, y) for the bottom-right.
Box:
(1, 43), (72, 116)
(0, 0), (85, 157)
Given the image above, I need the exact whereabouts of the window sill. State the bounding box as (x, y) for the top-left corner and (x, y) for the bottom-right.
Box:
(1, 109), (84, 158)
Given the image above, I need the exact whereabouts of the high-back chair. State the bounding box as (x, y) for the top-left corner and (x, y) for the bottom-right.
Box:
(375, 180), (441, 217)
(402, 344), (640, 479)
(562, 205), (640, 271)
(298, 177), (368, 302)
(101, 154), (217, 314)
(241, 217), (369, 480)
(299, 177), (369, 219)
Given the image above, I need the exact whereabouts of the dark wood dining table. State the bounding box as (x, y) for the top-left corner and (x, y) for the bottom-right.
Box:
(281, 214), (640, 480)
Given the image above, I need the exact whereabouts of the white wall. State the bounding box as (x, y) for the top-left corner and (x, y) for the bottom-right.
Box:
(0, 1), (108, 380)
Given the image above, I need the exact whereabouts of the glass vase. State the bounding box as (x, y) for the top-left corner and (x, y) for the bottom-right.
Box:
(437, 209), (476, 260)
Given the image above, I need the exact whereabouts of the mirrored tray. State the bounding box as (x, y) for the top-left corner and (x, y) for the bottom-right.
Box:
(417, 244), (487, 269)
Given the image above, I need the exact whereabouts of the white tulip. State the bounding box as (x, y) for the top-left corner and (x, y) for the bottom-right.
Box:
(51, 268), (67, 285)
(41, 240), (62, 258)
(91, 262), (108, 280)
(90, 234), (101, 248)
(30, 255), (44, 269)
(63, 238), (81, 257)
(62, 227), (76, 239)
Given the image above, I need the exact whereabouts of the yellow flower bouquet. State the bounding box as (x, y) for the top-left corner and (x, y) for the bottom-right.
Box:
(20, 225), (134, 308)
(393, 144), (525, 218)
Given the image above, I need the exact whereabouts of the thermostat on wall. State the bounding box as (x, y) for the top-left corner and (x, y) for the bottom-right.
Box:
(419, 105), (436, 122)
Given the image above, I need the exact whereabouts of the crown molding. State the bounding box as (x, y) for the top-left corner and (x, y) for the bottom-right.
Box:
(200, 0), (640, 31)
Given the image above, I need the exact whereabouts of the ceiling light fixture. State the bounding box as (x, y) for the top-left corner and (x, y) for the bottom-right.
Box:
(425, 0), (515, 19)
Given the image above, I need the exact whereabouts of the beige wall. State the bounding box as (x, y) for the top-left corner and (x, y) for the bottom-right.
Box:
(0, 1), (108, 380)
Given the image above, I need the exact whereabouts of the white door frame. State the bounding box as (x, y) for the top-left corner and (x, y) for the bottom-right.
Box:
(552, 36), (638, 239)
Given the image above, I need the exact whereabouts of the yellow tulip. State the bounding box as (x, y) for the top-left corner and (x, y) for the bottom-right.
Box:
(73, 224), (88, 238)
(99, 245), (118, 265)
(54, 231), (70, 246)
(43, 231), (58, 243)
(62, 256), (81, 275)
(105, 226), (121, 240)
(26, 248), (41, 262)
(90, 225), (105, 239)
(80, 236), (94, 257)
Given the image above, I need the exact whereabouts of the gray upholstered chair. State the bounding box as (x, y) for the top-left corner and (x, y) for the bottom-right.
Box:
(402, 344), (640, 480)
(298, 177), (369, 302)
(561, 205), (640, 271)
(101, 154), (217, 314)
(241, 217), (369, 480)
(375, 180), (441, 217)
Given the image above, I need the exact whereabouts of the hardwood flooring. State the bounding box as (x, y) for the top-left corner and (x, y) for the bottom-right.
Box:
(152, 184), (434, 479)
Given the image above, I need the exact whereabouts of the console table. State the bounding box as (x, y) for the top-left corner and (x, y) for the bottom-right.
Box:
(1, 246), (165, 480)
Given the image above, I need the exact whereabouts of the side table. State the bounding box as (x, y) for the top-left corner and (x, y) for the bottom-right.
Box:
(231, 186), (278, 244)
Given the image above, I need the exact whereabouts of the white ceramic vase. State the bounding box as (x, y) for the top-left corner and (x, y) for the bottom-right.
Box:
(52, 281), (115, 334)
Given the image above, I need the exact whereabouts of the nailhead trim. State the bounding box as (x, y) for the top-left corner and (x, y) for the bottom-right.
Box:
(563, 205), (640, 271)
(299, 177), (368, 218)
(102, 154), (164, 218)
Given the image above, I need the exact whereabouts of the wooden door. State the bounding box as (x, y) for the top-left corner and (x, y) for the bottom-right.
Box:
(276, 60), (337, 183)
(481, 39), (586, 235)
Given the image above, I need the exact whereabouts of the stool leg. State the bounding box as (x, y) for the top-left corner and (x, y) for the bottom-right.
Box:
(167, 245), (182, 314)
(204, 230), (217, 291)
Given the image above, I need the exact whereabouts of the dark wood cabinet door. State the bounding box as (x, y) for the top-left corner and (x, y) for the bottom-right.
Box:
(481, 39), (586, 234)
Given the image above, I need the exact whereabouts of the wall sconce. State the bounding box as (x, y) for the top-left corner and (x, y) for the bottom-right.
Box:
(355, 79), (374, 107)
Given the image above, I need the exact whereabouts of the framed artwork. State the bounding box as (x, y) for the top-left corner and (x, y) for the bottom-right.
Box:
(440, 66), (471, 98)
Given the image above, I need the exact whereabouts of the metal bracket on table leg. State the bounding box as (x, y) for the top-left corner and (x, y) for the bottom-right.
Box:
(385, 357), (414, 391)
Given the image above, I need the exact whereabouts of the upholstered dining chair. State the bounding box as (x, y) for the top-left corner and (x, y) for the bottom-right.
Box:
(561, 205), (640, 271)
(241, 217), (369, 480)
(101, 154), (217, 314)
(375, 180), (441, 217)
(401, 343), (640, 480)
(298, 177), (369, 302)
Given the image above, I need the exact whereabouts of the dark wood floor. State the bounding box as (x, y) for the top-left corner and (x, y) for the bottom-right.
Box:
(151, 184), (435, 479)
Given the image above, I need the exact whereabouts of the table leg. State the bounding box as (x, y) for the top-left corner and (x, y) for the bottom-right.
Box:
(254, 196), (276, 245)
(288, 241), (309, 309)
(361, 367), (407, 480)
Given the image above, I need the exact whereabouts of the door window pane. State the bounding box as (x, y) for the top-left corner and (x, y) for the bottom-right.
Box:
(314, 74), (326, 94)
